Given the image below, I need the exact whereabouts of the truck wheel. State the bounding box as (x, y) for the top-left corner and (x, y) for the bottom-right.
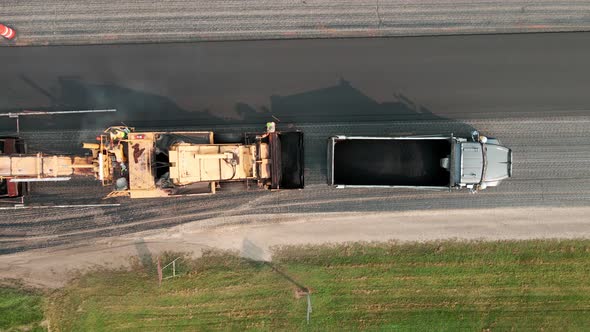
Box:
(218, 181), (248, 193)
(214, 132), (244, 144)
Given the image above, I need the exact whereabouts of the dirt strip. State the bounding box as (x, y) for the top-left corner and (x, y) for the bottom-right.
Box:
(1, 206), (589, 288)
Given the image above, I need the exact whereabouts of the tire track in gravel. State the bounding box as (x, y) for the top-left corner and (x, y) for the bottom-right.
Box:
(1, 116), (589, 254)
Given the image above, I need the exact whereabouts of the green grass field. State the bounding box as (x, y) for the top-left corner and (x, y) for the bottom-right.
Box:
(45, 240), (590, 331)
(0, 285), (45, 331)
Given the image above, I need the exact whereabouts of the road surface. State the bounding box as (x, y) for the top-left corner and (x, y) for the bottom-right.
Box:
(1, 32), (589, 254)
(2, 1), (590, 46)
(2, 32), (590, 130)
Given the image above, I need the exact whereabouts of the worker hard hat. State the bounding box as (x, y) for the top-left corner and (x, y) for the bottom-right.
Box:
(266, 122), (276, 133)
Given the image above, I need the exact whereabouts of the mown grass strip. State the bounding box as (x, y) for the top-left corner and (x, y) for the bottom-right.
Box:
(45, 240), (590, 331)
(0, 285), (45, 331)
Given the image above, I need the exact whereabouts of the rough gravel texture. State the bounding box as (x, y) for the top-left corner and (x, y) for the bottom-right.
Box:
(1, 116), (589, 254)
(1, 1), (590, 46)
(1, 207), (590, 288)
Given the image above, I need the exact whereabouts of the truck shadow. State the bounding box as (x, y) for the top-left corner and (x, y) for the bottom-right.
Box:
(243, 78), (442, 124)
(7, 77), (475, 136)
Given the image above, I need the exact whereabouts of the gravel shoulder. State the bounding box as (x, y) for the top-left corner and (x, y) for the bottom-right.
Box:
(2, 1), (590, 46)
(1, 206), (589, 288)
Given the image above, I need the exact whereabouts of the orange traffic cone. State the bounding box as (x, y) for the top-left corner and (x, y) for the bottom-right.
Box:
(0, 24), (15, 40)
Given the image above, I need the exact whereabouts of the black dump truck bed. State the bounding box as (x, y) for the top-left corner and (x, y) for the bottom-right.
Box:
(330, 137), (451, 187)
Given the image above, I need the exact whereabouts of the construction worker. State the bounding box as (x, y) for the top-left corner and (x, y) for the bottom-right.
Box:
(259, 122), (277, 140)
(108, 126), (130, 141)
(104, 127), (130, 163)
(266, 122), (276, 133)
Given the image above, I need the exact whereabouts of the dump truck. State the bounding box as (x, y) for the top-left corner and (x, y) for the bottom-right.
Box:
(327, 132), (512, 192)
(0, 125), (304, 200)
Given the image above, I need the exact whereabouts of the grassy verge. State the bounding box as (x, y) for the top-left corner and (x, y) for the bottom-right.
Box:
(0, 284), (45, 331)
(45, 240), (590, 331)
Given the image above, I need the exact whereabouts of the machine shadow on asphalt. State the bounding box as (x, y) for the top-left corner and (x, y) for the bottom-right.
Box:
(2, 77), (475, 135)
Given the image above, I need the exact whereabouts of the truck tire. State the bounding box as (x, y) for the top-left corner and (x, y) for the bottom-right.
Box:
(218, 181), (248, 193)
(214, 132), (244, 144)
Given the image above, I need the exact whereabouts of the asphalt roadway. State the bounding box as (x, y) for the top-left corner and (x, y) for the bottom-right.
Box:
(1, 32), (590, 254)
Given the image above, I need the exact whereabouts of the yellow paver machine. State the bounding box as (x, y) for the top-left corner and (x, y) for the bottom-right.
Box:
(0, 124), (304, 199)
